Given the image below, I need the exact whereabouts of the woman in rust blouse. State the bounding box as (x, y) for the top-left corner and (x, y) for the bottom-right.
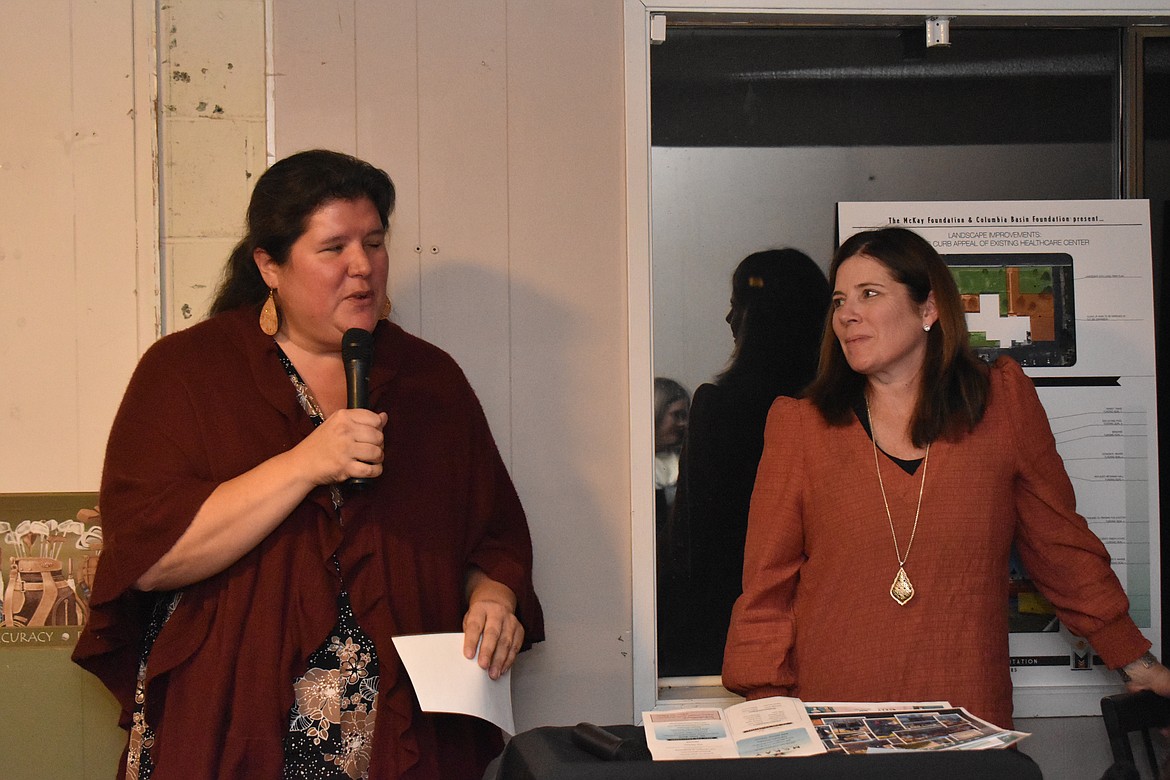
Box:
(722, 227), (1168, 729)
(74, 150), (543, 779)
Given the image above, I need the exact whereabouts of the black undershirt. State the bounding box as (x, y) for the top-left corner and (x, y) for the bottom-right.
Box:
(854, 398), (924, 476)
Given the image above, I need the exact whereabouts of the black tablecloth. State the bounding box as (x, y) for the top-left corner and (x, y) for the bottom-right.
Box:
(485, 724), (1044, 780)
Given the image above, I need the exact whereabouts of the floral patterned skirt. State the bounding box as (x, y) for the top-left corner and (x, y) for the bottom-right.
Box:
(283, 590), (381, 779)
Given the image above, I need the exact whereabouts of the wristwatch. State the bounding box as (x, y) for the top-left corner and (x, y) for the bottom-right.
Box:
(1119, 651), (1158, 682)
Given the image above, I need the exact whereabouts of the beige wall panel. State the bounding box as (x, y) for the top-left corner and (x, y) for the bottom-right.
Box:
(274, 0), (634, 729)
(1, 164), (80, 491)
(1, 2), (70, 125)
(159, 0), (266, 333)
(72, 0), (149, 486)
(416, 0), (512, 457)
(270, 0), (359, 155)
(503, 0), (633, 728)
(168, 236), (240, 328)
(163, 0), (267, 121)
(163, 117), (266, 239)
(0, 3), (78, 491)
(271, 1), (425, 336)
(0, 0), (141, 491)
(355, 0), (423, 336)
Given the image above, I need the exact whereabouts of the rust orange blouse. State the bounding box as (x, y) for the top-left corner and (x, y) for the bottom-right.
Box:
(722, 358), (1147, 728)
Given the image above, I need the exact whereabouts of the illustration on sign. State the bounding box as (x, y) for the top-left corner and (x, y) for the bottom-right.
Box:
(946, 253), (1077, 367)
(1, 493), (101, 647)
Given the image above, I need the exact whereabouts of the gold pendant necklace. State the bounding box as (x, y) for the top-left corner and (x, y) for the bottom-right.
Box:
(866, 398), (930, 606)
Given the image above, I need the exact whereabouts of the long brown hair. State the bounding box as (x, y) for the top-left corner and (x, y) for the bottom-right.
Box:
(806, 227), (990, 446)
(208, 149), (396, 317)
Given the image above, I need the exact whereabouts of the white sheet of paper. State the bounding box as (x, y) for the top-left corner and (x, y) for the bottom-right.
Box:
(392, 632), (516, 734)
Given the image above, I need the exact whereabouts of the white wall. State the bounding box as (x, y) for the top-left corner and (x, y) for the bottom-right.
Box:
(161, 0), (267, 330)
(269, 0), (635, 730)
(0, 0), (155, 493)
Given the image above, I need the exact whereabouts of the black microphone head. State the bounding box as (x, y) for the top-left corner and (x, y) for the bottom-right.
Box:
(342, 328), (373, 363)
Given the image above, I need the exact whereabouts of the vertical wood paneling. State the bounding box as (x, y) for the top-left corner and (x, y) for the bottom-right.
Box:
(0, 2), (78, 490)
(0, 0), (143, 491)
(271, 2), (513, 454)
(274, 0), (631, 732)
(270, 0), (358, 155)
(72, 0), (144, 490)
(160, 0), (266, 329)
(355, 0), (423, 336)
(504, 0), (632, 728)
(416, 0), (512, 457)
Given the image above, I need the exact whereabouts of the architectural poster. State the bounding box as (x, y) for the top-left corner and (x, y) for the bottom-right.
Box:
(838, 200), (1159, 717)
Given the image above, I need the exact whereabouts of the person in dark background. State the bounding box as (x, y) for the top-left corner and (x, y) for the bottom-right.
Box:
(653, 377), (690, 528)
(658, 249), (829, 677)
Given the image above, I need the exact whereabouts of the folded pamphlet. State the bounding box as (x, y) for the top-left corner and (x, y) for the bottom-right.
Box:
(642, 697), (1028, 760)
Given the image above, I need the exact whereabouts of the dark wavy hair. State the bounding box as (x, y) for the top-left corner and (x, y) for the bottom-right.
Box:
(654, 377), (690, 432)
(208, 149), (396, 316)
(806, 227), (990, 446)
(717, 248), (829, 398)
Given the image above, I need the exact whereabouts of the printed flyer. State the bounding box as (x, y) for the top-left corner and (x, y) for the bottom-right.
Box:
(642, 698), (1026, 760)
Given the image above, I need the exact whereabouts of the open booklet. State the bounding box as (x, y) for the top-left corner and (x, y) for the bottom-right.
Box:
(641, 697), (1029, 760)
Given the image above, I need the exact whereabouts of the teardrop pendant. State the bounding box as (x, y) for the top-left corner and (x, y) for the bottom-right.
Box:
(890, 567), (915, 605)
(259, 289), (279, 336)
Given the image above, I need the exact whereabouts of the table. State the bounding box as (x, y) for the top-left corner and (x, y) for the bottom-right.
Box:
(484, 724), (1044, 779)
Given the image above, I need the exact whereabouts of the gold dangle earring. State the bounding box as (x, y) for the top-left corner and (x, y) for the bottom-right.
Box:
(260, 288), (280, 336)
(381, 297), (393, 320)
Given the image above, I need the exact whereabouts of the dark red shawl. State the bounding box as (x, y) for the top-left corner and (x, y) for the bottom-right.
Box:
(73, 306), (544, 778)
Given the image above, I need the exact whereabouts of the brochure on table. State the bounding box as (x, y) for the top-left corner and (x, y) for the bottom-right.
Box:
(642, 697), (1028, 760)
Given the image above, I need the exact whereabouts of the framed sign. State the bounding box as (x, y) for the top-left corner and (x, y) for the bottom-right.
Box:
(0, 492), (101, 647)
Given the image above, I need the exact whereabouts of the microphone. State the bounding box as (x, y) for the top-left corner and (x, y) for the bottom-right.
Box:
(342, 328), (374, 488)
